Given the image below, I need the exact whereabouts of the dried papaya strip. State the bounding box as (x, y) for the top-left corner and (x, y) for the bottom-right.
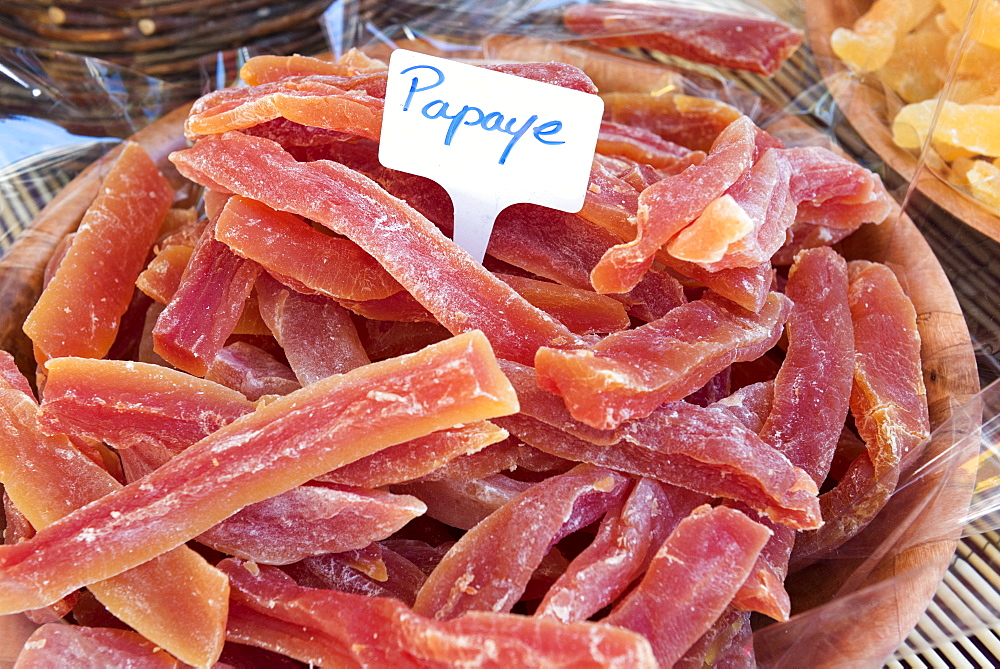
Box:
(497, 406), (821, 530)
(39, 357), (255, 454)
(220, 559), (657, 667)
(661, 254), (773, 313)
(284, 545), (428, 606)
(215, 196), (402, 302)
(197, 483), (426, 566)
(23, 142), (173, 362)
(564, 2), (802, 76)
(317, 422), (509, 488)
(761, 247), (854, 485)
(535, 291), (791, 430)
(601, 92), (743, 153)
(392, 475), (533, 531)
(784, 147), (893, 230)
(791, 261), (929, 563)
(590, 116), (759, 294)
(495, 273), (630, 335)
(15, 625), (181, 668)
(239, 52), (387, 86)
(416, 439), (520, 482)
(336, 289), (437, 323)
(204, 341), (301, 401)
(0, 355), (228, 667)
(152, 219), (263, 376)
(0, 331), (518, 614)
(535, 478), (702, 623)
(171, 132), (583, 366)
(597, 120), (702, 168)
(185, 77), (383, 141)
(577, 158), (641, 243)
(604, 505), (771, 667)
(412, 464), (629, 620)
(255, 272), (371, 385)
(136, 244), (193, 304)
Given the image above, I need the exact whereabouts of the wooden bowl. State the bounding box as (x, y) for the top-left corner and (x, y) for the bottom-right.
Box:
(0, 49), (981, 666)
(803, 0), (1000, 243)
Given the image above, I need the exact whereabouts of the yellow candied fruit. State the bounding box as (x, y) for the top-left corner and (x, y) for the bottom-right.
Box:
(892, 100), (1000, 157)
(831, 0), (940, 72)
(940, 0), (1000, 50)
(877, 15), (949, 103)
(953, 158), (1000, 211)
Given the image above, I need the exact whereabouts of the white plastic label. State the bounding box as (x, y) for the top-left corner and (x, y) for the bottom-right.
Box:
(379, 49), (605, 263)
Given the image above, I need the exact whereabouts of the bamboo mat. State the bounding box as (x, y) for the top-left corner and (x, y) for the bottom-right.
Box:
(4, 29), (1000, 669)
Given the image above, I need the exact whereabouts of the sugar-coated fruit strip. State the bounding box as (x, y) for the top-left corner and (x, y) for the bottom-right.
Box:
(761, 248), (854, 485)
(597, 120), (702, 168)
(0, 356), (228, 668)
(601, 92), (743, 153)
(0, 331), (519, 614)
(497, 407), (821, 530)
(152, 219), (263, 376)
(39, 357), (255, 454)
(392, 474), (534, 531)
(715, 381), (774, 433)
(535, 478), (699, 623)
(185, 77), (384, 141)
(495, 273), (630, 335)
(661, 254), (774, 313)
(240, 51), (387, 86)
(23, 142), (174, 362)
(564, 2), (802, 76)
(222, 559), (657, 668)
(792, 261), (929, 562)
(284, 547), (428, 606)
(205, 341), (301, 401)
(726, 502), (793, 621)
(413, 464), (628, 620)
(171, 132), (583, 366)
(578, 158), (641, 243)
(15, 625), (182, 668)
(197, 483), (426, 566)
(136, 244), (193, 304)
(336, 290), (436, 323)
(848, 261), (930, 476)
(316, 422), (508, 488)
(535, 291), (791, 429)
(216, 195), (402, 302)
(255, 272), (371, 385)
(417, 439), (520, 481)
(590, 116), (759, 294)
(604, 504), (771, 667)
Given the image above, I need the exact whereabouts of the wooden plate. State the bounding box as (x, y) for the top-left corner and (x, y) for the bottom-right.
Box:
(804, 0), (1000, 243)
(0, 48), (981, 666)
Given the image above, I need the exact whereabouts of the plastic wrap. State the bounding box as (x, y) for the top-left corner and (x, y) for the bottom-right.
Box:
(0, 1), (998, 666)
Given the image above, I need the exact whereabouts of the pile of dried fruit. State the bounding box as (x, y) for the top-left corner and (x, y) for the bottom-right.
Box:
(0, 44), (927, 668)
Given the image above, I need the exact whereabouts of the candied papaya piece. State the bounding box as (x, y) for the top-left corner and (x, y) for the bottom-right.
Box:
(39, 357), (255, 453)
(316, 422), (508, 488)
(662, 255), (774, 313)
(16, 625), (181, 668)
(497, 404), (821, 530)
(392, 474), (533, 531)
(0, 355), (228, 667)
(564, 2), (802, 76)
(784, 147), (893, 229)
(197, 483), (425, 565)
(255, 272), (371, 385)
(23, 142), (174, 362)
(597, 120), (702, 169)
(0, 331), (518, 614)
(760, 247), (854, 485)
(413, 464), (629, 620)
(416, 438), (520, 481)
(136, 244), (193, 304)
(185, 77), (383, 141)
(535, 291), (791, 430)
(240, 51), (387, 86)
(604, 505), (771, 667)
(591, 116), (759, 294)
(205, 341), (301, 401)
(171, 132), (583, 366)
(152, 219), (263, 376)
(216, 196), (402, 302)
(220, 559), (657, 667)
(495, 273), (630, 335)
(601, 92), (744, 153)
(535, 478), (703, 623)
